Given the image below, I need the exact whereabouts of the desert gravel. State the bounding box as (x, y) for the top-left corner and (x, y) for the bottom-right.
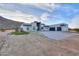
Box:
(0, 31), (79, 56)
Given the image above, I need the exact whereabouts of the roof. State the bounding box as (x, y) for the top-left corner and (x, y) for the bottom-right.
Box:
(49, 23), (68, 27)
(23, 23), (31, 26)
(44, 26), (49, 27)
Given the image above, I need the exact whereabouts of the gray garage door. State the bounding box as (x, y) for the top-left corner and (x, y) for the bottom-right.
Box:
(57, 27), (62, 31)
(49, 27), (55, 31)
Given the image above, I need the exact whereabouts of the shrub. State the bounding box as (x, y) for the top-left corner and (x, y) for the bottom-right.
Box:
(11, 31), (29, 35)
(70, 28), (79, 33)
(73, 29), (79, 32)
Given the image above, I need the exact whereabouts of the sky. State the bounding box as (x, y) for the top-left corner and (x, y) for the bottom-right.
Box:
(0, 3), (79, 28)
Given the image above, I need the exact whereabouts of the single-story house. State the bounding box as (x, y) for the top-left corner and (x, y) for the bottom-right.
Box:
(20, 21), (68, 32)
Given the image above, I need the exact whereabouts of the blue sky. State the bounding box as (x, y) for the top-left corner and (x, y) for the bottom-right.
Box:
(0, 3), (79, 28)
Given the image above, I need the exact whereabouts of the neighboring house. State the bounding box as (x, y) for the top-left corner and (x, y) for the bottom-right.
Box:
(20, 21), (68, 32)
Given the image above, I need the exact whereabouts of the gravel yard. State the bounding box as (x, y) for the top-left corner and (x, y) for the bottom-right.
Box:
(0, 31), (79, 56)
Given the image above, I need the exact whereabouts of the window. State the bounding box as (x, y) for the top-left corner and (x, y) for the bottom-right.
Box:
(27, 27), (29, 30)
(41, 27), (43, 29)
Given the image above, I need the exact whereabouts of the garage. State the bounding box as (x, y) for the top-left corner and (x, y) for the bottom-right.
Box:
(57, 27), (62, 31)
(49, 27), (55, 31)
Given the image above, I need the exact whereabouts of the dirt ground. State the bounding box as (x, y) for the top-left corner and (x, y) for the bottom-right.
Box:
(0, 31), (79, 56)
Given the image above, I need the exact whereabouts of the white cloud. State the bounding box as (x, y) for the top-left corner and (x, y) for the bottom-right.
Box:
(40, 12), (49, 21)
(0, 3), (56, 23)
(0, 3), (62, 24)
(22, 3), (59, 12)
(0, 8), (39, 23)
(69, 15), (79, 28)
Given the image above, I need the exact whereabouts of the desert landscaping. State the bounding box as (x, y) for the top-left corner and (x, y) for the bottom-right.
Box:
(0, 31), (79, 56)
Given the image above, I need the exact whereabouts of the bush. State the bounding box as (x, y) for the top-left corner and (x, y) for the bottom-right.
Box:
(11, 31), (29, 35)
(73, 29), (79, 32)
(70, 28), (79, 33)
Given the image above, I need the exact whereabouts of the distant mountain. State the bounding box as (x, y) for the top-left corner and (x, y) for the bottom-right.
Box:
(0, 16), (22, 29)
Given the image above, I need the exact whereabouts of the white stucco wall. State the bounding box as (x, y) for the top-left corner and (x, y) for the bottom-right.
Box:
(31, 22), (38, 31)
(49, 24), (68, 31)
(20, 22), (68, 32)
(62, 26), (68, 31)
(20, 24), (32, 32)
(43, 27), (49, 31)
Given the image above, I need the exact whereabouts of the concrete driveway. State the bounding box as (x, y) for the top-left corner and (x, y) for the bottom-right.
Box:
(41, 31), (79, 40)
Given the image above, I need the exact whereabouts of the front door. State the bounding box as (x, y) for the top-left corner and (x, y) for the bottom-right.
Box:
(37, 22), (41, 31)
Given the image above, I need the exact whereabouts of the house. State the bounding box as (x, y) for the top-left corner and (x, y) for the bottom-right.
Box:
(20, 21), (68, 32)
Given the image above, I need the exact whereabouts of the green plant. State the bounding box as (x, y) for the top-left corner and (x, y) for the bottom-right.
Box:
(70, 28), (79, 33)
(73, 29), (79, 32)
(11, 31), (29, 35)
